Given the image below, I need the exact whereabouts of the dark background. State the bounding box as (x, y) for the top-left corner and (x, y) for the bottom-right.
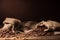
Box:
(0, 0), (60, 24)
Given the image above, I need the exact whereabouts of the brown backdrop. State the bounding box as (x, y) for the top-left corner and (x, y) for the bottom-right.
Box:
(0, 0), (60, 24)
